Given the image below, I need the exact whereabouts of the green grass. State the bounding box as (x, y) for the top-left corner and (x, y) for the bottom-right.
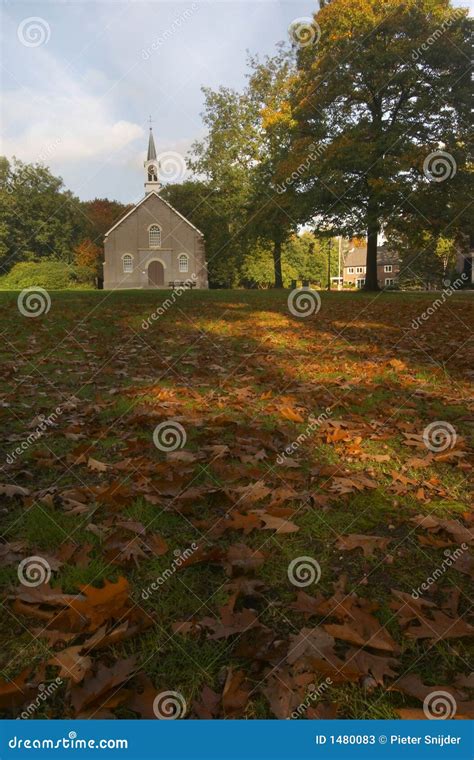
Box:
(0, 288), (472, 719)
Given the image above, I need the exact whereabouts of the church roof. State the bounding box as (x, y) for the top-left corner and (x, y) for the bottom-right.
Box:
(103, 191), (204, 238)
(147, 128), (157, 161)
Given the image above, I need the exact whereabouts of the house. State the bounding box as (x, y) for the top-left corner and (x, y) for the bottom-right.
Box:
(343, 244), (400, 288)
(103, 128), (208, 290)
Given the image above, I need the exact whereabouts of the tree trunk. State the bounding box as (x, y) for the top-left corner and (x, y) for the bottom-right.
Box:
(273, 238), (283, 288)
(364, 198), (380, 291)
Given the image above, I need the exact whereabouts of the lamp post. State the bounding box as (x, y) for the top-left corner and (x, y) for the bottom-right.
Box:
(327, 237), (332, 291)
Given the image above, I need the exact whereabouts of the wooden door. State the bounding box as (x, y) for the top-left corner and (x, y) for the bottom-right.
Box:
(148, 260), (164, 287)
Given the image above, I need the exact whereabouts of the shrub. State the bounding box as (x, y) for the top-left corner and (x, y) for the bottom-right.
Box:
(0, 261), (96, 290)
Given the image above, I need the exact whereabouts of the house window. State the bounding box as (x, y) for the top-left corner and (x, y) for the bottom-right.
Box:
(122, 254), (133, 273)
(356, 278), (365, 288)
(385, 278), (394, 286)
(178, 254), (189, 273)
(348, 267), (354, 274)
(149, 225), (161, 248)
(356, 266), (365, 274)
(384, 265), (393, 273)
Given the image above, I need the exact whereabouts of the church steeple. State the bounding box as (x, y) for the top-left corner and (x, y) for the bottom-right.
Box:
(147, 128), (157, 161)
(144, 119), (160, 194)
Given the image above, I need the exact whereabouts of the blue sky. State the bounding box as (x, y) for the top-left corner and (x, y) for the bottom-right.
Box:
(1, 1), (472, 203)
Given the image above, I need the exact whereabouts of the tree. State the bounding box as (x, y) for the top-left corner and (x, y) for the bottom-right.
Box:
(0, 157), (84, 273)
(73, 238), (102, 281)
(188, 86), (261, 286)
(244, 48), (299, 287)
(79, 198), (129, 247)
(188, 48), (299, 288)
(281, 0), (470, 289)
(160, 180), (241, 287)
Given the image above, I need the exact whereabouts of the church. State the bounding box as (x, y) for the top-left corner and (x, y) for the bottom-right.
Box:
(103, 128), (208, 289)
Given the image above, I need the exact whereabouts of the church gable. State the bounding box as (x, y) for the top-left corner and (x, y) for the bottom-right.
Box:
(105, 191), (203, 240)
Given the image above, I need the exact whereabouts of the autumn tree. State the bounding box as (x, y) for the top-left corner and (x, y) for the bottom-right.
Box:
(283, 0), (470, 289)
(73, 238), (102, 280)
(79, 198), (129, 247)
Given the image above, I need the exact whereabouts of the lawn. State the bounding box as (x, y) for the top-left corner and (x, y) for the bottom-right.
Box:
(0, 288), (472, 720)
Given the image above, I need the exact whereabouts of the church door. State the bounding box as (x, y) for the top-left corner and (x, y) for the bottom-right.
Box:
(148, 260), (164, 287)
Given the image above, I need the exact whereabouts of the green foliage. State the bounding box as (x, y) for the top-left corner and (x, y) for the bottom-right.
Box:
(0, 157), (128, 283)
(0, 261), (93, 290)
(0, 157), (85, 273)
(188, 48), (299, 287)
(283, 0), (470, 289)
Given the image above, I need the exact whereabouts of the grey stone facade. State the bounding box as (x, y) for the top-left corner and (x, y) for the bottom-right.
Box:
(103, 192), (208, 290)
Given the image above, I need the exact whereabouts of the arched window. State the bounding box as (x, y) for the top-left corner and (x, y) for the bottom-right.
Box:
(178, 254), (189, 273)
(149, 225), (161, 248)
(122, 254), (133, 273)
